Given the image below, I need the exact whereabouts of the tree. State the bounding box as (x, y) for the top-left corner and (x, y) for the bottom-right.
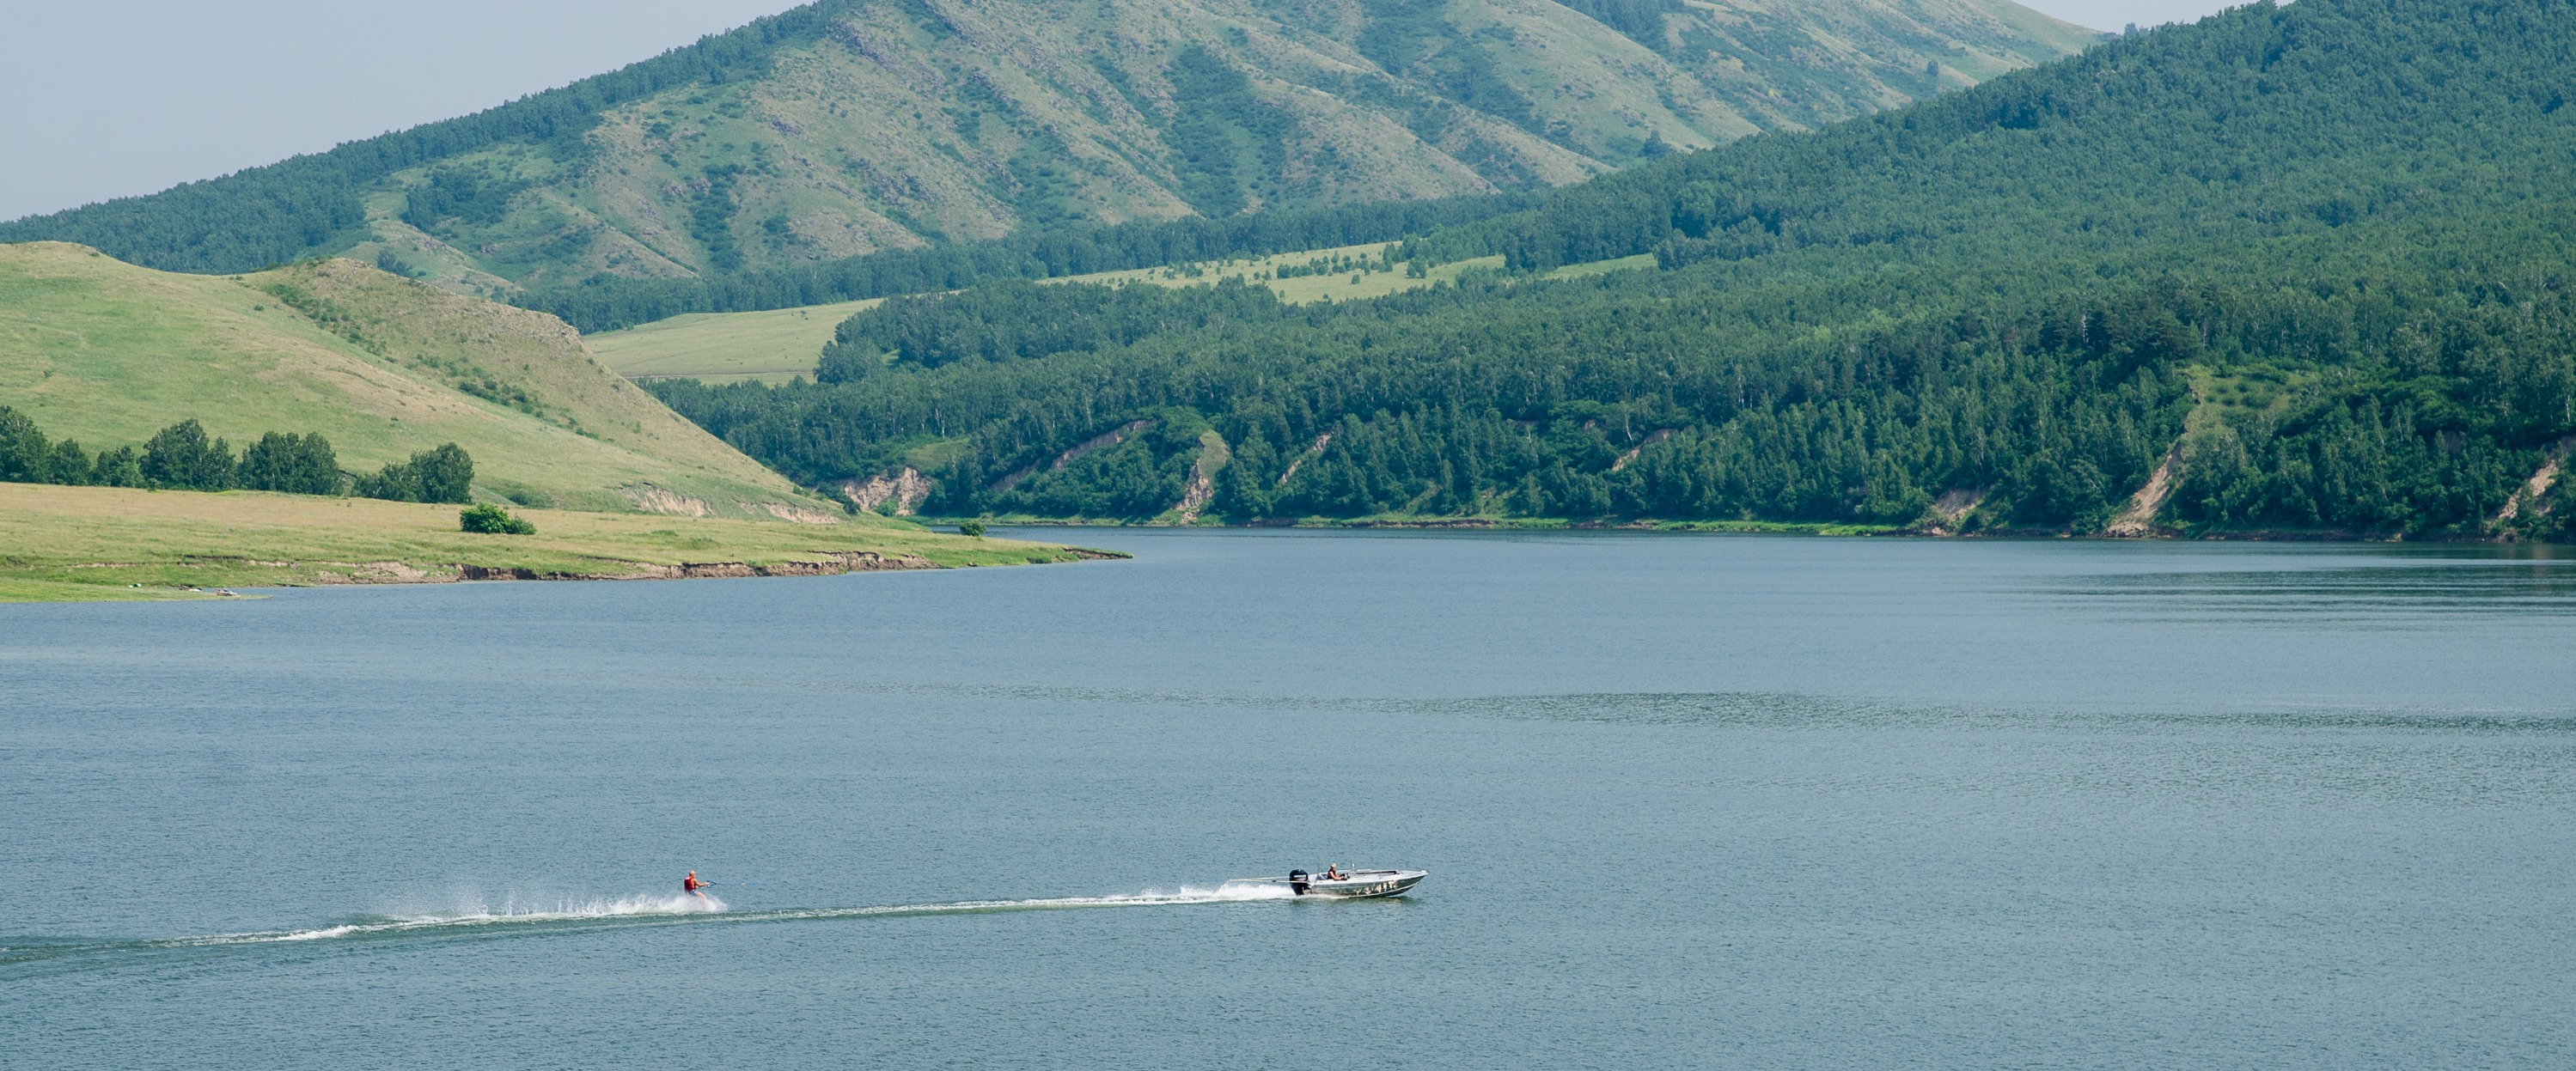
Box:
(90, 447), (145, 488)
(238, 431), (345, 495)
(0, 406), (46, 483)
(412, 443), (473, 502)
(142, 420), (236, 490)
(46, 440), (92, 485)
(358, 442), (474, 502)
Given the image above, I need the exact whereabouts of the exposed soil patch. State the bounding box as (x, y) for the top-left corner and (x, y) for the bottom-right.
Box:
(1608, 429), (1676, 473)
(2104, 443), (2183, 537)
(992, 419), (1157, 491)
(1278, 433), (1331, 486)
(452, 551), (937, 582)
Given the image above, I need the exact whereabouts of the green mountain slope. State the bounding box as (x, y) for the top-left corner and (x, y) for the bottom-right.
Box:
(646, 0), (2576, 540)
(0, 0), (2091, 293)
(0, 241), (840, 518)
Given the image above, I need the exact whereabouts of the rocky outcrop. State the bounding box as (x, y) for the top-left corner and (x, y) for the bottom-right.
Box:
(1170, 431), (1231, 524)
(840, 467), (932, 515)
(2493, 438), (2570, 531)
(1917, 488), (1985, 535)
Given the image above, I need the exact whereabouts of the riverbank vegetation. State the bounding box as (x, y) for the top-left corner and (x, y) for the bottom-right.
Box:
(0, 482), (1107, 603)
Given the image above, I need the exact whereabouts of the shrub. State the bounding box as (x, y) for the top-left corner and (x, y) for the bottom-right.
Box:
(459, 502), (535, 534)
(958, 520), (986, 537)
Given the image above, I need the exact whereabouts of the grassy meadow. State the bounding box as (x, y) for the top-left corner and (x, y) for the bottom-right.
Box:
(585, 297), (885, 384)
(0, 242), (833, 517)
(573, 245), (1520, 383)
(1069, 244), (1506, 303)
(0, 482), (1108, 602)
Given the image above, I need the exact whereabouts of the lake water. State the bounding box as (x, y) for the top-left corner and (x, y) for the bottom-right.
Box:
(6, 531), (2574, 1068)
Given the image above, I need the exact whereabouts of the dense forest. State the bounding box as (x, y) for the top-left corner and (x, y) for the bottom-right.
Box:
(650, 0), (2576, 539)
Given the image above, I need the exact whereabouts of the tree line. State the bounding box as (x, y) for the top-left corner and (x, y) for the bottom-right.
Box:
(818, 277), (1310, 378)
(0, 409), (475, 503)
(522, 192), (1528, 332)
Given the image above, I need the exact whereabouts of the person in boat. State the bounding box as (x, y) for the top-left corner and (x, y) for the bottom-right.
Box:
(683, 871), (709, 898)
(1324, 864), (1346, 881)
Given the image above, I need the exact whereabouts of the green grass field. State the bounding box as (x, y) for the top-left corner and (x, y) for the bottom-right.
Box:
(1069, 244), (1505, 303)
(571, 246), (1516, 382)
(0, 242), (835, 518)
(0, 481), (1110, 602)
(584, 297), (884, 384)
(1542, 253), (1657, 280)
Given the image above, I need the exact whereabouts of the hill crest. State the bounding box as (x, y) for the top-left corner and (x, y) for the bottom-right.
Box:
(0, 0), (2094, 292)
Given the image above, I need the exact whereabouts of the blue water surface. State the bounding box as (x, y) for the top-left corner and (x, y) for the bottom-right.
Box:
(5, 531), (2573, 1068)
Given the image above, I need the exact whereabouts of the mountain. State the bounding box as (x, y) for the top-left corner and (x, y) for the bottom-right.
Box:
(0, 241), (839, 518)
(644, 0), (2576, 540)
(0, 0), (2092, 294)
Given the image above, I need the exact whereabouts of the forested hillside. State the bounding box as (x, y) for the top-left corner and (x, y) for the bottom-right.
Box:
(647, 0), (2576, 540)
(0, 0), (2090, 300)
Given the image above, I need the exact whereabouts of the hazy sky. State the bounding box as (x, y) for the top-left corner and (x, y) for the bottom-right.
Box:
(0, 0), (2237, 222)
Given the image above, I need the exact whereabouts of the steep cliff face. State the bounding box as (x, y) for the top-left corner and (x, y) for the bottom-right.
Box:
(2, 0), (2094, 291)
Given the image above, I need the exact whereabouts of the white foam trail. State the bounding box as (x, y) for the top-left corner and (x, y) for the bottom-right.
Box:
(186, 892), (729, 946)
(152, 883), (1287, 951)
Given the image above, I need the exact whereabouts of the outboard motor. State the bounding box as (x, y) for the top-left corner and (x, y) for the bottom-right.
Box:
(1288, 869), (1310, 896)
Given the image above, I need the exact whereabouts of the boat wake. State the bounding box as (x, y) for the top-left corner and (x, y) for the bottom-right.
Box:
(190, 891), (732, 946)
(2, 882), (1297, 977)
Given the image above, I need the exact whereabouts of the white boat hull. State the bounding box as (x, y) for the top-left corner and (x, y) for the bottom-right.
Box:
(1290, 869), (1427, 898)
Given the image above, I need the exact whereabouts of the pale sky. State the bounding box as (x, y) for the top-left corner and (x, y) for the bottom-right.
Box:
(0, 0), (2236, 222)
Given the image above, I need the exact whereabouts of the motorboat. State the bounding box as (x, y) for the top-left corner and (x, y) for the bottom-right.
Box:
(1263, 868), (1428, 898)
